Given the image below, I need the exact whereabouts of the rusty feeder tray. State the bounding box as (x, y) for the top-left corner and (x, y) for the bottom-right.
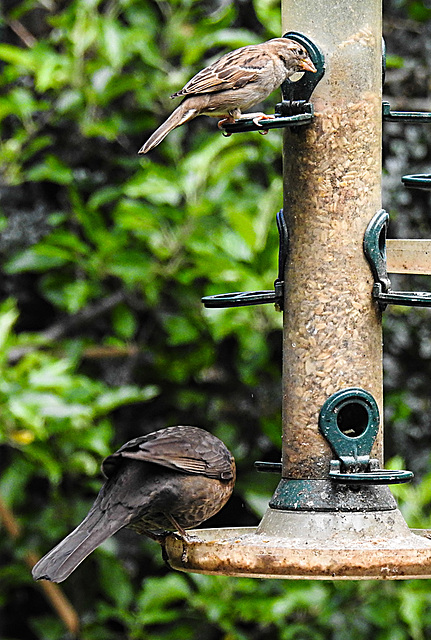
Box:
(165, 3), (431, 579)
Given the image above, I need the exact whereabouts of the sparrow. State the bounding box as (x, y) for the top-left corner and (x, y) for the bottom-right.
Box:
(138, 38), (316, 154)
(32, 426), (236, 583)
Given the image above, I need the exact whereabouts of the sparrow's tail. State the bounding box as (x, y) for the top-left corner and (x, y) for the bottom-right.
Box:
(138, 102), (199, 154)
(32, 502), (129, 583)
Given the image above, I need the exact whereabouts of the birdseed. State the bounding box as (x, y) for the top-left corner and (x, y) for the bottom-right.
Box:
(281, 92), (383, 478)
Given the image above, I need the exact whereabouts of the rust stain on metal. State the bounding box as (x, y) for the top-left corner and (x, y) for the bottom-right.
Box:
(164, 527), (431, 579)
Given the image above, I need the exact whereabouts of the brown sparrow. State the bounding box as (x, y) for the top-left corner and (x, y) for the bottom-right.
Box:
(139, 38), (316, 154)
(32, 426), (236, 582)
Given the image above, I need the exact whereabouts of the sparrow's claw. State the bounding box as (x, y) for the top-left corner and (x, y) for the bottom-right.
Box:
(217, 116), (235, 129)
(251, 113), (276, 127)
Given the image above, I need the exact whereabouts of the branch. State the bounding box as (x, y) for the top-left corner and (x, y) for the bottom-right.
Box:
(8, 289), (128, 363)
(5, 19), (37, 47)
(0, 494), (80, 637)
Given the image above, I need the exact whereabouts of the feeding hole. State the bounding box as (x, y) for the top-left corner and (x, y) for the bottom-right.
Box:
(336, 401), (369, 438)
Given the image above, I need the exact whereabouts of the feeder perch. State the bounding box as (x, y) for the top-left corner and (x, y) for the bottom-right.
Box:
(164, 0), (431, 579)
(402, 174), (431, 190)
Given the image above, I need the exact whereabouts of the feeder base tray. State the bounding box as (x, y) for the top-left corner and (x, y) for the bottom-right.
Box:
(164, 509), (431, 580)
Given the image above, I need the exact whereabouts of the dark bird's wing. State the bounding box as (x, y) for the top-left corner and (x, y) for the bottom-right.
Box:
(32, 461), (161, 583)
(102, 425), (234, 480)
(170, 45), (269, 98)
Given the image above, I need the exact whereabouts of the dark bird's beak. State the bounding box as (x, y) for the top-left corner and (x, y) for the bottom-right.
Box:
(299, 58), (317, 73)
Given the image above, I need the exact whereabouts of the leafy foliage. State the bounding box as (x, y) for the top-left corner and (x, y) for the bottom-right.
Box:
(1, 0), (431, 639)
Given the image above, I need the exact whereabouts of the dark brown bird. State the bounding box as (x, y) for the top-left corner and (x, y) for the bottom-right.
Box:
(138, 38), (316, 154)
(32, 426), (235, 583)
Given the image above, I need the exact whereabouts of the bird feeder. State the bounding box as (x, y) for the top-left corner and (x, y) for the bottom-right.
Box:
(165, 0), (431, 579)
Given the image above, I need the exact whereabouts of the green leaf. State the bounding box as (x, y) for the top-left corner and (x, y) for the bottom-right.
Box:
(4, 246), (71, 273)
(386, 54), (405, 69)
(136, 574), (192, 623)
(125, 170), (182, 205)
(164, 315), (200, 346)
(98, 551), (134, 609)
(111, 304), (138, 339)
(0, 44), (34, 68)
(106, 250), (152, 284)
(102, 20), (124, 68)
(94, 385), (159, 413)
(62, 280), (94, 313)
(26, 155), (74, 185)
(0, 299), (19, 357)
(408, 0), (431, 21)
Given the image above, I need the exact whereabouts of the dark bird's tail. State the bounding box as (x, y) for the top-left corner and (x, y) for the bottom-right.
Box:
(138, 102), (199, 154)
(32, 503), (127, 583)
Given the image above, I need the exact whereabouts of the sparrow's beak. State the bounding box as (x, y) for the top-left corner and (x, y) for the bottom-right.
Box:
(299, 58), (317, 73)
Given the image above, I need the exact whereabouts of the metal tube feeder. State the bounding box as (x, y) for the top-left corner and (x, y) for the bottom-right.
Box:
(164, 0), (431, 578)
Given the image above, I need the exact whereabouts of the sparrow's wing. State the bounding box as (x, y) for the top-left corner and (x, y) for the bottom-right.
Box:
(171, 45), (270, 97)
(102, 426), (234, 480)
